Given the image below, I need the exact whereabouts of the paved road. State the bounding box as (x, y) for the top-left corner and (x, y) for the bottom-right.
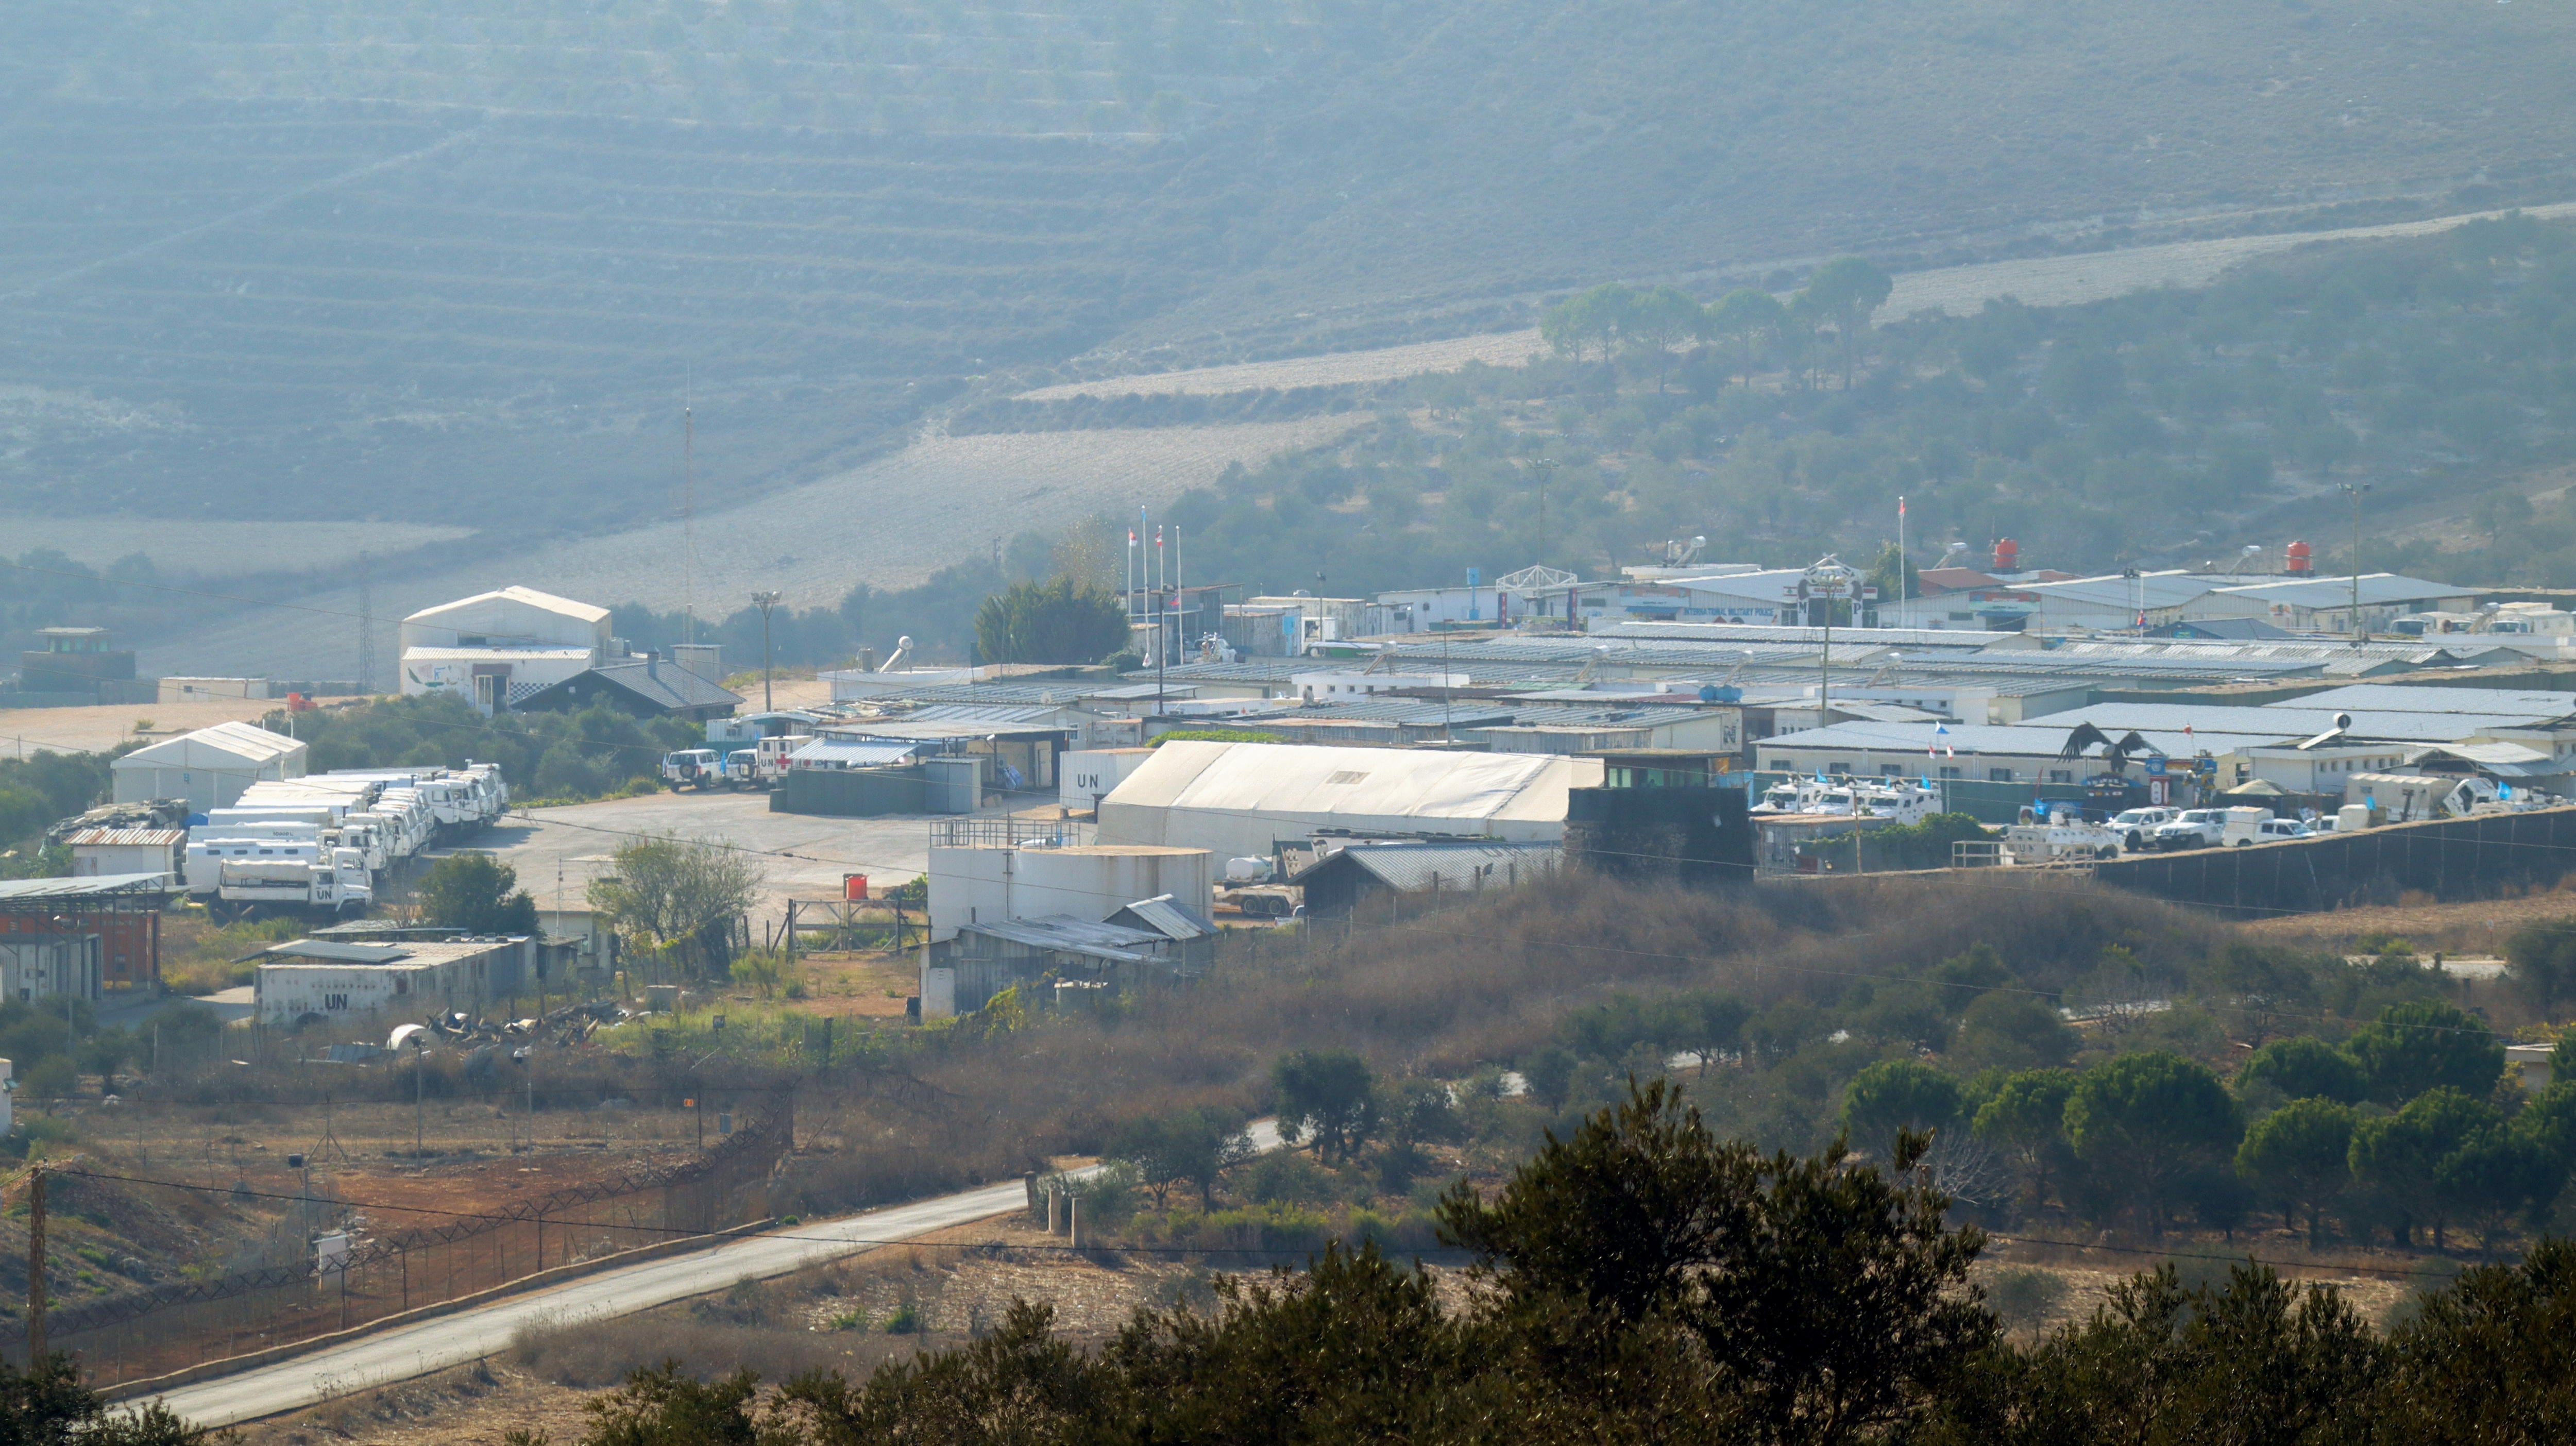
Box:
(155, 1121), (1284, 1427)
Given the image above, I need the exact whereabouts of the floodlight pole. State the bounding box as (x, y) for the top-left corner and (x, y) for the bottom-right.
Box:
(2338, 482), (2371, 646)
(751, 591), (783, 710)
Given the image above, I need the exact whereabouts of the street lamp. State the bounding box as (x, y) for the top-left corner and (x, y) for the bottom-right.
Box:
(750, 591), (783, 711)
(2336, 483), (2372, 645)
(1801, 555), (1859, 724)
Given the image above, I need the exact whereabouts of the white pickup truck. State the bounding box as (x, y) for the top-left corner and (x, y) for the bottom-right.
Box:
(2109, 806), (2178, 851)
(2149, 809), (2227, 851)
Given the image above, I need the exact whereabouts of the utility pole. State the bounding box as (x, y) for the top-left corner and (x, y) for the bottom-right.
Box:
(355, 549), (376, 696)
(26, 1165), (45, 1361)
(2339, 481), (2372, 646)
(1527, 458), (1558, 555)
(751, 591), (782, 711)
(414, 1043), (426, 1156)
(683, 388), (698, 648)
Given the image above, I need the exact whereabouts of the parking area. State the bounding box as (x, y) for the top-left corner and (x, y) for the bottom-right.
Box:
(446, 791), (935, 917)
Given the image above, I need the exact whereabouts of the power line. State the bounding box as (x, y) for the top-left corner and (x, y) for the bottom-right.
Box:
(39, 1164), (2475, 1279)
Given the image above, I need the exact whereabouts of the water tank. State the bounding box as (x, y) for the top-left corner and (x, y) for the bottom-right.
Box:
(2286, 540), (2312, 575)
(1991, 538), (2019, 571)
(843, 872), (869, 900)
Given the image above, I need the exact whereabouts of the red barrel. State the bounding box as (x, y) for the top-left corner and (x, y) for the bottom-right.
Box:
(1991, 537), (2019, 571)
(843, 873), (868, 900)
(2286, 540), (2312, 575)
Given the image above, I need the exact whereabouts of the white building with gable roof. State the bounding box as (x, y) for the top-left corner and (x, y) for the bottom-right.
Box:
(399, 586), (613, 714)
(111, 719), (308, 814)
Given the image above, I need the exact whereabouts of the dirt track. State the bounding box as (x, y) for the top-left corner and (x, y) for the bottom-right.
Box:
(1021, 200), (2576, 403)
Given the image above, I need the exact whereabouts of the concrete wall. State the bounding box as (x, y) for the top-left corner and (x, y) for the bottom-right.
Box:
(2091, 804), (2576, 913)
(927, 844), (1212, 942)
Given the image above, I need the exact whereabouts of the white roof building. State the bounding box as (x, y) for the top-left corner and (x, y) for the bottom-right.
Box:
(1096, 740), (1603, 859)
(399, 586), (613, 713)
(111, 720), (308, 814)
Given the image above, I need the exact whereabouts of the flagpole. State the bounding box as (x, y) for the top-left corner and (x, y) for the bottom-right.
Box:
(1897, 495), (1907, 622)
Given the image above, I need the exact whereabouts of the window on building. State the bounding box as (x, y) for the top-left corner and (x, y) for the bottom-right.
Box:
(1879, 764), (1905, 776)
(1827, 762), (1852, 775)
(1938, 766), (1963, 780)
(1989, 768), (2015, 782)
(2047, 770), (2074, 784)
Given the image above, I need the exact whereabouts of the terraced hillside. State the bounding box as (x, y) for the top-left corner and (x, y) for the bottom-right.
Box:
(0, 99), (1250, 531)
(10, 0), (2576, 668)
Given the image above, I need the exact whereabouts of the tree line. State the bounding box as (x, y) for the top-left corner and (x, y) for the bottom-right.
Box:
(530, 1079), (2576, 1445)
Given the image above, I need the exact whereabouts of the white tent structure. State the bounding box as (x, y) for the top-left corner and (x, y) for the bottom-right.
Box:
(399, 585), (612, 713)
(1096, 741), (1602, 860)
(111, 720), (307, 814)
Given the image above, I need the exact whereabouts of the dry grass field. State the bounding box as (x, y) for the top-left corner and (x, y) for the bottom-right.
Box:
(1025, 200), (2576, 403)
(132, 413), (1364, 681)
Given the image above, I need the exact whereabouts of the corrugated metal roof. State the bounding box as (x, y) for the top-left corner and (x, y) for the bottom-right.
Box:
(0, 872), (177, 900)
(265, 940), (413, 964)
(903, 703), (1079, 724)
(2212, 574), (2481, 607)
(787, 739), (925, 767)
(2283, 684), (2576, 716)
(2032, 702), (2563, 742)
(2405, 742), (2559, 774)
(61, 828), (185, 847)
(1113, 894), (1215, 941)
(959, 916), (1168, 963)
(2023, 571), (2237, 611)
(1302, 839), (1562, 892)
(1759, 720), (2298, 756)
(530, 660), (741, 712)
(115, 720), (305, 768)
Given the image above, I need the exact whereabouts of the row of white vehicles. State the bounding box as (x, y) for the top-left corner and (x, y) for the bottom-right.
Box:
(1752, 777), (1943, 825)
(658, 733), (812, 791)
(183, 763), (510, 913)
(2005, 776), (2541, 865)
(1997, 804), (2302, 863)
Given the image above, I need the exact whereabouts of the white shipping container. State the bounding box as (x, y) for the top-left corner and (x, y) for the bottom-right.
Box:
(1059, 748), (1157, 814)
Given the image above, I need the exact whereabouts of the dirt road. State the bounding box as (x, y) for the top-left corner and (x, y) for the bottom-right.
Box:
(150, 1122), (1284, 1427)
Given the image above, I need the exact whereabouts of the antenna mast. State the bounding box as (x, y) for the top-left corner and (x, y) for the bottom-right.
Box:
(354, 549), (376, 695)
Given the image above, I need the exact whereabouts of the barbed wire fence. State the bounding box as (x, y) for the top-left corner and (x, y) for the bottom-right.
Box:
(3, 1088), (793, 1389)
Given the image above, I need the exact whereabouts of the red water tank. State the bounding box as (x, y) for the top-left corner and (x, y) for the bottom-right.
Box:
(1991, 537), (2019, 571)
(2285, 540), (2312, 575)
(843, 873), (869, 901)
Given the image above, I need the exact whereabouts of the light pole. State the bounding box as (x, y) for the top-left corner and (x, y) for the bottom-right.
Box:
(750, 591), (782, 711)
(2337, 482), (2372, 645)
(1802, 555), (1857, 727)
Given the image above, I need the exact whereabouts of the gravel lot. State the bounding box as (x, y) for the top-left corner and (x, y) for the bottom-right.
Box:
(453, 790), (936, 920)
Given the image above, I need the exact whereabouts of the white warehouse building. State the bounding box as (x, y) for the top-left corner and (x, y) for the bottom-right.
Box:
(400, 586), (613, 715)
(1097, 740), (1603, 860)
(111, 720), (308, 815)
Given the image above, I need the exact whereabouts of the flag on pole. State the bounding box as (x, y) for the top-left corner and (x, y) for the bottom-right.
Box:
(1899, 496), (1906, 516)
(1930, 721), (1949, 758)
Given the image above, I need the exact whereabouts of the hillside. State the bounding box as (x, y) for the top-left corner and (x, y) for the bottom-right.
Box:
(9, 0), (2576, 670)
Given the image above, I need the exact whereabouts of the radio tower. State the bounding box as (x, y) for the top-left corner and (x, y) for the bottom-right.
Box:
(354, 550), (377, 695)
(682, 378), (698, 648)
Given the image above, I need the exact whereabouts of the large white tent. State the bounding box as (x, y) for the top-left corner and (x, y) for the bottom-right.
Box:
(111, 720), (307, 815)
(398, 585), (612, 712)
(1096, 741), (1601, 860)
